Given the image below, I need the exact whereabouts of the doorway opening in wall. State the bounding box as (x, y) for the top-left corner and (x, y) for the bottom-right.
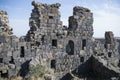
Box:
(0, 58), (3, 63)
(9, 56), (14, 64)
(66, 40), (74, 55)
(80, 57), (84, 63)
(20, 46), (25, 57)
(51, 59), (56, 69)
(52, 39), (57, 47)
(108, 52), (112, 57)
(82, 39), (86, 50)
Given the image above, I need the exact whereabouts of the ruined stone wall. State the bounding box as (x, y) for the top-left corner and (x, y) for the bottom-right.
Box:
(67, 6), (94, 55)
(54, 6), (94, 79)
(25, 2), (95, 79)
(55, 54), (91, 79)
(68, 6), (93, 37)
(26, 1), (62, 43)
(0, 10), (13, 36)
(0, 10), (15, 78)
(0, 10), (37, 78)
(95, 32), (119, 58)
(105, 32), (119, 59)
(0, 1), (120, 79)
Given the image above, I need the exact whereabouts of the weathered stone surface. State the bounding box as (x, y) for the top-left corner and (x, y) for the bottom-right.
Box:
(105, 31), (114, 44)
(0, 1), (120, 80)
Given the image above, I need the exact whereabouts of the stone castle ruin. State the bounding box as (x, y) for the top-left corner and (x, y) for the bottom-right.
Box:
(0, 1), (120, 80)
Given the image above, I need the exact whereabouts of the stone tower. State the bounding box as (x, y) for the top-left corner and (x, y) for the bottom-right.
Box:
(105, 31), (119, 57)
(66, 6), (94, 56)
(68, 6), (93, 37)
(26, 1), (63, 46)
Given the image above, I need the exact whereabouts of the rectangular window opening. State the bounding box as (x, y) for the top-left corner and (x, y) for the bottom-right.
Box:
(80, 57), (84, 63)
(51, 60), (56, 69)
(52, 39), (57, 47)
(108, 52), (112, 57)
(20, 46), (25, 57)
(9, 56), (14, 64)
(49, 16), (53, 19)
(0, 58), (3, 63)
(82, 39), (86, 50)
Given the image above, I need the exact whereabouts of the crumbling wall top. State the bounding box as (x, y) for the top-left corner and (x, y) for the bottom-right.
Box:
(73, 6), (90, 12)
(0, 10), (8, 15)
(32, 1), (61, 9)
(0, 10), (13, 36)
(73, 6), (91, 15)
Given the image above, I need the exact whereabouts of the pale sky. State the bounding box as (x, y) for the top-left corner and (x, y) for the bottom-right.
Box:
(0, 0), (120, 37)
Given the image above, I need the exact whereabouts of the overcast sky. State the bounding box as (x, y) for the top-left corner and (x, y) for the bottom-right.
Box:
(0, 0), (120, 37)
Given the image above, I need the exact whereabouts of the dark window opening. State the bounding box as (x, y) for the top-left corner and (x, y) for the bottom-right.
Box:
(51, 60), (56, 69)
(0, 71), (8, 78)
(36, 41), (40, 46)
(41, 35), (45, 44)
(60, 73), (74, 80)
(52, 39), (57, 47)
(80, 57), (84, 63)
(9, 56), (14, 64)
(118, 60), (120, 67)
(108, 52), (112, 57)
(97, 53), (104, 56)
(0, 58), (3, 63)
(66, 40), (74, 55)
(31, 43), (34, 47)
(49, 16), (53, 19)
(20, 46), (25, 57)
(104, 44), (107, 49)
(82, 39), (86, 50)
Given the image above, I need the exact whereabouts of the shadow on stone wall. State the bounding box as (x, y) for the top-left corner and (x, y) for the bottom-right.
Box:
(18, 59), (31, 78)
(60, 56), (120, 80)
(72, 56), (94, 78)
